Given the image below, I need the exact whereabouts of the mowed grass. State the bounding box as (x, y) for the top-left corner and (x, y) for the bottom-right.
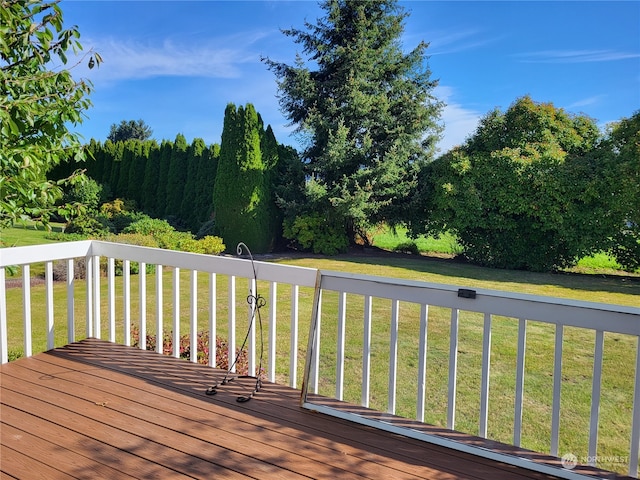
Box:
(2, 225), (639, 473)
(371, 225), (632, 274)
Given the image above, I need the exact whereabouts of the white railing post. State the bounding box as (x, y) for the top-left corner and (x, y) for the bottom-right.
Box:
(92, 255), (100, 339)
(248, 277), (256, 376)
(66, 259), (74, 345)
(447, 308), (459, 430)
(209, 273), (217, 368)
(123, 260), (131, 346)
(190, 270), (197, 363)
(550, 325), (564, 457)
(228, 275), (236, 373)
(362, 295), (372, 408)
(289, 284), (299, 388)
(139, 262), (146, 349)
(416, 303), (428, 422)
(268, 281), (277, 383)
(336, 291), (347, 401)
(513, 318), (527, 447)
(479, 313), (492, 438)
(45, 261), (54, 350)
(85, 254), (92, 338)
(388, 299), (399, 414)
(588, 330), (604, 465)
(172, 267), (180, 358)
(22, 265), (32, 357)
(108, 257), (115, 343)
(155, 264), (163, 354)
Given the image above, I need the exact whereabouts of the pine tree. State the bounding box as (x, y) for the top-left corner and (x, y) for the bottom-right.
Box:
(263, 0), (443, 249)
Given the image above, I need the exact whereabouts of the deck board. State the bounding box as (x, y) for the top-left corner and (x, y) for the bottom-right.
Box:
(0, 338), (606, 479)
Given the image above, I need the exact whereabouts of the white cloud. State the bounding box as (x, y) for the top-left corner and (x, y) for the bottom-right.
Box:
(515, 49), (640, 63)
(436, 86), (482, 153)
(566, 95), (606, 110)
(73, 30), (274, 84)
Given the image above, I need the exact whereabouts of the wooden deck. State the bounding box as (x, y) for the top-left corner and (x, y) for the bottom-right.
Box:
(0, 339), (610, 479)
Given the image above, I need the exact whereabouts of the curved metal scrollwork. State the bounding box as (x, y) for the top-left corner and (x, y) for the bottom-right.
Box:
(205, 243), (265, 402)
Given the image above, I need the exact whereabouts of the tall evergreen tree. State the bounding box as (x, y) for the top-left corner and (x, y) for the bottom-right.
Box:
(264, 0), (443, 251)
(155, 140), (173, 217)
(142, 142), (161, 214)
(116, 140), (134, 198)
(181, 138), (206, 231)
(213, 103), (272, 253)
(165, 134), (188, 220)
(193, 144), (219, 230)
(108, 141), (124, 198)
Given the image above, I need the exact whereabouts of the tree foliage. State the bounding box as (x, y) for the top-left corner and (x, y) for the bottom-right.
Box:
(264, 0), (443, 252)
(107, 119), (153, 142)
(1, 0), (101, 227)
(410, 96), (607, 271)
(599, 111), (640, 271)
(213, 103), (276, 253)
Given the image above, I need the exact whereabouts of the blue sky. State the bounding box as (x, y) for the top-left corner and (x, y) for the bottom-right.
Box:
(62, 1), (640, 153)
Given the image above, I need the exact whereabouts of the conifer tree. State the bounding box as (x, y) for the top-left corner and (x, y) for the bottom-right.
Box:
(264, 0), (443, 251)
(193, 144), (219, 231)
(155, 140), (173, 217)
(165, 134), (188, 219)
(142, 142), (161, 214)
(181, 138), (206, 230)
(213, 103), (272, 253)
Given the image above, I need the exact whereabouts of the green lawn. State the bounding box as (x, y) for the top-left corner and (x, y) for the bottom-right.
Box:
(2, 224), (639, 474)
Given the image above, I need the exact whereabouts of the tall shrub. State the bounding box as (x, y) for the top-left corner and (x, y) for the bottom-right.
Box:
(213, 104), (273, 253)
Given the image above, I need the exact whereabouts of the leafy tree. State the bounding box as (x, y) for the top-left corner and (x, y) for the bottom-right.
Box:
(1, 0), (101, 227)
(263, 0), (443, 252)
(107, 119), (152, 142)
(599, 112), (640, 270)
(213, 103), (274, 253)
(409, 96), (604, 271)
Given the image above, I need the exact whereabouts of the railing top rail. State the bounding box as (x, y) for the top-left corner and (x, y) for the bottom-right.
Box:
(0, 240), (93, 267)
(89, 240), (319, 287)
(318, 269), (640, 335)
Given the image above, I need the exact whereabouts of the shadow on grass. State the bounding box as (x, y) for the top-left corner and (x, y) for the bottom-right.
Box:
(267, 247), (640, 299)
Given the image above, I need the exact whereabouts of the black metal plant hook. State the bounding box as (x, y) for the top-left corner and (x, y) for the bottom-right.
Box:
(205, 243), (266, 402)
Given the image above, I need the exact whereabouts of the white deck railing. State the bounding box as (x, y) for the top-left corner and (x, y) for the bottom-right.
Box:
(1, 240), (639, 478)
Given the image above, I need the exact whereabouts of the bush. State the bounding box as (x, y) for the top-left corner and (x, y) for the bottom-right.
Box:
(65, 215), (109, 236)
(123, 217), (174, 236)
(109, 210), (148, 234)
(100, 198), (137, 218)
(196, 236), (225, 255)
(284, 213), (349, 255)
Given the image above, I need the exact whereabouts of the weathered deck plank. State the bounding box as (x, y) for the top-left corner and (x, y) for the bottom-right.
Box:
(0, 339), (575, 479)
